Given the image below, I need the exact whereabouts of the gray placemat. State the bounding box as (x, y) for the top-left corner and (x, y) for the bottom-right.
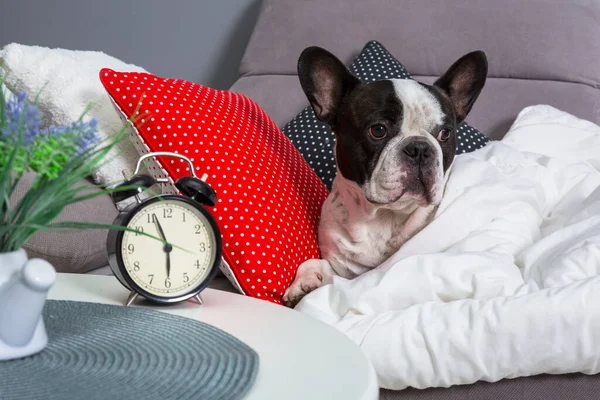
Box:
(0, 300), (259, 400)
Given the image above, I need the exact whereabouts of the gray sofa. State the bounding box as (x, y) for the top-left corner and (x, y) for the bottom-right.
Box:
(231, 0), (600, 141)
(16, 0), (600, 398)
(227, 1), (600, 399)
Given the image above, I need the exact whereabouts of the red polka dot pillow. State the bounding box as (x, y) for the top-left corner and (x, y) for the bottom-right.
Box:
(99, 68), (329, 304)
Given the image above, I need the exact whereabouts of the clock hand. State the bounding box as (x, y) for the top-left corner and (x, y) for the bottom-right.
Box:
(153, 213), (167, 243)
(153, 213), (172, 278)
(165, 248), (172, 279)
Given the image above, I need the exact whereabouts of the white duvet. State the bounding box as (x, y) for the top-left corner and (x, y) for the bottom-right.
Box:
(296, 105), (600, 390)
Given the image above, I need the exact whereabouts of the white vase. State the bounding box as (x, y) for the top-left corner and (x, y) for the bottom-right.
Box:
(0, 249), (56, 361)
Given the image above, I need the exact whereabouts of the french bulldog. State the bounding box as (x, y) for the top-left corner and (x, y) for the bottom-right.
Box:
(282, 47), (488, 307)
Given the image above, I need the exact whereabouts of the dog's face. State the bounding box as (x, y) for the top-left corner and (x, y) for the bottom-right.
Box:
(298, 48), (487, 207)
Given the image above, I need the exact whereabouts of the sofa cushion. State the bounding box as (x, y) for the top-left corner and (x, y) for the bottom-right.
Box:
(281, 41), (490, 189)
(11, 173), (118, 273)
(231, 0), (600, 140)
(241, 0), (600, 86)
(100, 68), (329, 304)
(229, 75), (305, 128)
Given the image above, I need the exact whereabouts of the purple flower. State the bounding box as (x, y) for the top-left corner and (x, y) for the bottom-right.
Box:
(1, 90), (101, 156)
(71, 118), (101, 154)
(1, 91), (43, 146)
(45, 125), (69, 137)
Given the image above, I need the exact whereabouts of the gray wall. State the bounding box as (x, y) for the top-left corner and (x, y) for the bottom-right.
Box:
(0, 0), (261, 89)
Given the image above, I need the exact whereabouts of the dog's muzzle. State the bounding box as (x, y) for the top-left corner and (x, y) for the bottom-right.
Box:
(402, 139), (434, 166)
(397, 138), (442, 205)
(365, 137), (443, 206)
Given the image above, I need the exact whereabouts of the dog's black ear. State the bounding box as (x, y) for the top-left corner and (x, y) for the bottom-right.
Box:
(434, 51), (488, 124)
(297, 46), (360, 126)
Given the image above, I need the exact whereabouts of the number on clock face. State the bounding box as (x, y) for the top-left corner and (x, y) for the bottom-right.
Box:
(120, 198), (216, 298)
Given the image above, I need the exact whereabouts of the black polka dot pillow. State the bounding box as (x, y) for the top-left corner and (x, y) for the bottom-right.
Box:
(100, 68), (329, 304)
(282, 40), (491, 189)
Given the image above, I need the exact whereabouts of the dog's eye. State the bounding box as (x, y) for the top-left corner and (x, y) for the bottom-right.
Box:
(437, 129), (451, 142)
(369, 124), (387, 139)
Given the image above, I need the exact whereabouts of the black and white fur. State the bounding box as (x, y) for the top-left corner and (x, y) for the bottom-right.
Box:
(282, 47), (488, 307)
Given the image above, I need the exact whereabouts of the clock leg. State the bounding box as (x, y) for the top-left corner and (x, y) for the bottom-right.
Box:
(126, 292), (139, 306)
(191, 294), (203, 305)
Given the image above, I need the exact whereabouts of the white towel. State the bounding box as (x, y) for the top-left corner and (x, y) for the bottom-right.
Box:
(0, 43), (146, 185)
(1, 66), (13, 101)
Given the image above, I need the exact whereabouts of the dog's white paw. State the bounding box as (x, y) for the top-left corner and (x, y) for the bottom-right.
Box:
(282, 259), (329, 308)
(282, 272), (323, 308)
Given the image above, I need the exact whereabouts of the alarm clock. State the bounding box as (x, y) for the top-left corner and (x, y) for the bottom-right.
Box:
(107, 152), (222, 306)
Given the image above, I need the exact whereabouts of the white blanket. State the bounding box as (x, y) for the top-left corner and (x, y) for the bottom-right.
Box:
(296, 105), (600, 390)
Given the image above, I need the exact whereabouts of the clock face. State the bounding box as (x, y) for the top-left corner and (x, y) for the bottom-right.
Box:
(118, 197), (218, 299)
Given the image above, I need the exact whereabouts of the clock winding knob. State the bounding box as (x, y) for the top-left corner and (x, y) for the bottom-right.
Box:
(175, 176), (217, 207)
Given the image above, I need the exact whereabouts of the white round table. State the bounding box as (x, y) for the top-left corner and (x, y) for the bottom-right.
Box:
(49, 274), (379, 400)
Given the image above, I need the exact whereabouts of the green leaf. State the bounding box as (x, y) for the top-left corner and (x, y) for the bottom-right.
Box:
(0, 222), (194, 254)
(0, 89), (167, 252)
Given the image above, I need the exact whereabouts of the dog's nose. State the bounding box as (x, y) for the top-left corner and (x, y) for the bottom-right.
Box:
(403, 140), (432, 161)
